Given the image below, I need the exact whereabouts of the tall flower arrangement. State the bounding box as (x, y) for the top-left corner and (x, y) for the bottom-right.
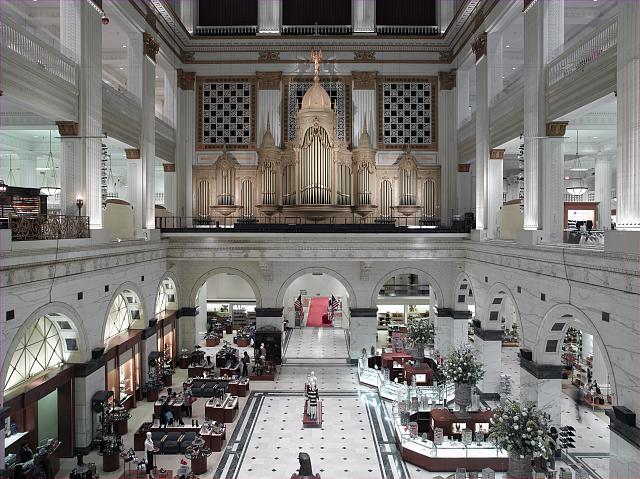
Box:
(441, 344), (485, 384)
(488, 400), (552, 458)
(406, 317), (433, 345)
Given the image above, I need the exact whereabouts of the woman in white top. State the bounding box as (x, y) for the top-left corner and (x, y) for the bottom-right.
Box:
(144, 432), (155, 478)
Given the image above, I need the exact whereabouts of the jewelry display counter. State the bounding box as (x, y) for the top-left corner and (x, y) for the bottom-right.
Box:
(205, 394), (239, 423)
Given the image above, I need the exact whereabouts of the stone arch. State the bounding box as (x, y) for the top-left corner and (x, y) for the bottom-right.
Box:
(1, 301), (89, 389)
(154, 272), (180, 317)
(102, 282), (146, 340)
(453, 271), (477, 310)
(276, 267), (358, 308)
(190, 267), (263, 309)
(369, 267), (444, 309)
(533, 303), (618, 401)
(481, 282), (522, 334)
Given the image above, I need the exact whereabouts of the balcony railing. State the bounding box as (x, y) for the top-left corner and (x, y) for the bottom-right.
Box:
(546, 16), (617, 88)
(9, 215), (90, 241)
(0, 16), (78, 87)
(282, 25), (353, 36)
(195, 25), (257, 36)
(376, 25), (439, 36)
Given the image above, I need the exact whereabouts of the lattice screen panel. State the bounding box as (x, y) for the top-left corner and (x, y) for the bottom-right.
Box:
(285, 78), (351, 144)
(377, 78), (437, 149)
(198, 78), (256, 149)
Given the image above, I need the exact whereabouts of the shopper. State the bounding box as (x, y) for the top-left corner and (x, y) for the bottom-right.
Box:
(548, 427), (558, 470)
(160, 402), (173, 427)
(242, 351), (250, 377)
(13, 464), (26, 479)
(572, 388), (583, 422)
(19, 443), (33, 463)
(183, 385), (193, 418)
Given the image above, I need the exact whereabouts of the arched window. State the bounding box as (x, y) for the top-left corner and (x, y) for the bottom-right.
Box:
(379, 179), (393, 218)
(5, 313), (80, 390)
(104, 291), (141, 341)
(155, 278), (177, 316)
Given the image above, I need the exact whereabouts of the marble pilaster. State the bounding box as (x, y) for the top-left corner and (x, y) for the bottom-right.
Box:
(595, 153), (613, 230)
(176, 70), (196, 218)
(141, 33), (158, 229)
(541, 122), (567, 244)
(352, 84), (376, 148)
(74, 360), (107, 450)
(126, 149), (143, 230)
(180, 0), (197, 34)
(473, 33), (489, 231)
(457, 164), (473, 214)
(438, 0), (456, 33)
(349, 308), (378, 360)
(127, 32), (143, 101)
(163, 164), (177, 215)
(487, 149), (504, 239)
(255, 307), (284, 332)
(456, 69), (470, 126)
(196, 284), (208, 340)
(352, 0), (375, 33)
(257, 73), (282, 147)
(438, 71), (457, 225)
(435, 309), (469, 355)
(163, 63), (177, 126)
(473, 328), (502, 396)
(487, 32), (503, 102)
(616, 2), (640, 230)
(57, 121), (83, 216)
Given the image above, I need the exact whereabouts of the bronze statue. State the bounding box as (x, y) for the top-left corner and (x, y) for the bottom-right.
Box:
(291, 452), (320, 479)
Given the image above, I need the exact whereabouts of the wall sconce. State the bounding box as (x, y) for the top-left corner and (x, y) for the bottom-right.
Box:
(76, 197), (84, 217)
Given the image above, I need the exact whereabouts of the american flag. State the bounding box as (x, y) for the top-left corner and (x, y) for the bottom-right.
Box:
(329, 294), (339, 321)
(294, 294), (303, 317)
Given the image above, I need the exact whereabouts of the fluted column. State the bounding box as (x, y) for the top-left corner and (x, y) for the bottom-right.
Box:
(352, 0), (375, 33)
(180, 0), (197, 34)
(457, 164), (472, 214)
(256, 72), (283, 146)
(541, 122), (567, 244)
(438, 71), (457, 225)
(127, 32), (143, 100)
(258, 0), (282, 34)
(487, 149), (504, 239)
(163, 164), (177, 215)
(488, 32), (504, 103)
(141, 33), (158, 229)
(57, 121), (82, 216)
(352, 72), (377, 147)
(473, 33), (489, 231)
(176, 69), (196, 218)
(457, 69), (470, 126)
(126, 148), (143, 230)
(595, 153), (612, 230)
(616, 1), (640, 230)
(438, 0), (456, 33)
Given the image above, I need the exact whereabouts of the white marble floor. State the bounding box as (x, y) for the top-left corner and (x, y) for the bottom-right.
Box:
(284, 327), (349, 361)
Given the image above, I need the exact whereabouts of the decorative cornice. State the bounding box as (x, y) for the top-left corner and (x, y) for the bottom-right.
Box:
(438, 70), (456, 90)
(177, 69), (196, 90)
(474, 328), (503, 341)
(74, 355), (107, 378)
(350, 308), (378, 317)
(177, 307), (197, 318)
(143, 32), (160, 62)
(145, 4), (157, 30)
(354, 50), (376, 61)
(256, 71), (282, 90)
(489, 149), (505, 160)
(162, 164), (175, 172)
(439, 51), (453, 63)
(472, 32), (488, 62)
(458, 164), (471, 173)
(520, 356), (565, 379)
(125, 148), (141, 160)
(546, 121), (569, 138)
(258, 50), (280, 62)
(56, 121), (79, 137)
(255, 307), (284, 317)
(352, 71), (377, 90)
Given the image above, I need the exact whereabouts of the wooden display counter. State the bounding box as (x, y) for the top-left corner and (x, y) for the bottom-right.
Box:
(191, 456), (207, 475)
(188, 364), (214, 378)
(102, 451), (120, 472)
(178, 356), (190, 369)
(133, 424), (225, 452)
(235, 337), (250, 347)
(205, 394), (239, 423)
(147, 389), (161, 402)
(113, 418), (128, 436)
(430, 409), (493, 438)
(206, 336), (220, 347)
(154, 396), (185, 420)
(228, 379), (250, 397)
(401, 446), (508, 472)
(382, 351), (413, 369)
(220, 365), (241, 377)
(404, 363), (433, 386)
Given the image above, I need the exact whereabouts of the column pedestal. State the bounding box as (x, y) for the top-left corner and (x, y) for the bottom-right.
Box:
(519, 357), (564, 426)
(57, 122), (83, 216)
(349, 308), (378, 361)
(177, 309), (197, 350)
(474, 329), (502, 397)
(435, 309), (470, 355)
(609, 415), (640, 478)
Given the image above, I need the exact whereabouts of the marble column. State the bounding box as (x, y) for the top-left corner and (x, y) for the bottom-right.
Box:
(595, 153), (613, 230)
(141, 33), (159, 230)
(126, 149), (143, 231)
(435, 309), (469, 356)
(178, 307), (197, 350)
(352, 0), (375, 33)
(616, 2), (640, 230)
(163, 163), (177, 216)
(438, 0), (456, 33)
(258, 0), (282, 34)
(474, 328), (502, 396)
(256, 72), (283, 146)
(73, 360), (107, 451)
(473, 33), (489, 231)
(196, 284), (208, 340)
(541, 122), (567, 244)
(438, 71), (458, 225)
(456, 69), (470, 126)
(59, 0), (81, 63)
(352, 72), (377, 147)
(349, 308), (378, 361)
(176, 70), (196, 218)
(457, 164), (472, 214)
(180, 0), (197, 34)
(487, 149), (504, 239)
(519, 356), (564, 426)
(57, 121), (83, 216)
(523, 0), (564, 233)
(127, 32), (143, 100)
(163, 64), (177, 126)
(488, 31), (504, 103)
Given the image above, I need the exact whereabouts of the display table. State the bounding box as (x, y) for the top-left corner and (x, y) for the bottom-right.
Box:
(188, 364), (214, 378)
(206, 336), (221, 347)
(147, 389), (161, 402)
(178, 356), (190, 369)
(154, 396), (185, 420)
(133, 423), (225, 452)
(220, 365), (241, 377)
(404, 363), (433, 386)
(430, 409), (493, 439)
(235, 337), (250, 347)
(102, 451), (120, 472)
(228, 378), (250, 397)
(302, 400), (322, 428)
(191, 456), (207, 475)
(113, 418), (128, 436)
(382, 351), (413, 369)
(205, 394), (239, 423)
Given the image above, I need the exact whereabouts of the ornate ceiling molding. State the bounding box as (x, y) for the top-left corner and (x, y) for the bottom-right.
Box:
(143, 32), (160, 62)
(352, 71), (377, 90)
(256, 71), (282, 90)
(56, 121), (80, 137)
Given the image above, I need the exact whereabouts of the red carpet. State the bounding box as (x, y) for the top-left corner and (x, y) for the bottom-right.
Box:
(306, 297), (332, 327)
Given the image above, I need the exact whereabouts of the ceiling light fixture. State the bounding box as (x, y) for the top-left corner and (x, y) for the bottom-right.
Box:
(122, 44), (127, 48)
(566, 178), (588, 196)
(40, 131), (60, 196)
(505, 45), (511, 48)
(569, 131), (589, 172)
(119, 67), (124, 70)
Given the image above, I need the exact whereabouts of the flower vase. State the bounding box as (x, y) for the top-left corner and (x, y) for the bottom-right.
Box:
(413, 342), (425, 359)
(507, 453), (533, 479)
(454, 383), (472, 411)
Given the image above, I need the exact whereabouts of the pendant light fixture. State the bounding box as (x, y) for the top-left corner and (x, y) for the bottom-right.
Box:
(106, 152), (119, 198)
(6, 154), (17, 186)
(40, 131), (60, 196)
(566, 130), (588, 196)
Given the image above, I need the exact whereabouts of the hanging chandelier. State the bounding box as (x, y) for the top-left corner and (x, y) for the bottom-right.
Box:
(565, 130), (588, 196)
(40, 131), (60, 196)
(106, 152), (119, 198)
(6, 154), (17, 186)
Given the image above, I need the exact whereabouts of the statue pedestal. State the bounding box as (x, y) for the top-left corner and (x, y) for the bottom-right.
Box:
(303, 400), (323, 428)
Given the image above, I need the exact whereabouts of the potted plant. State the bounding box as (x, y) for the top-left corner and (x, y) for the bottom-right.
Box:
(406, 317), (433, 358)
(441, 344), (485, 411)
(488, 400), (552, 479)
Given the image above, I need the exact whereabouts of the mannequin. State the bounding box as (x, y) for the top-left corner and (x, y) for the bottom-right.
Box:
(260, 343), (267, 361)
(306, 379), (319, 420)
(145, 432), (155, 478)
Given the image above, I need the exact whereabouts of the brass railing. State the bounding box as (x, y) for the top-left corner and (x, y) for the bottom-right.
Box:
(9, 215), (90, 241)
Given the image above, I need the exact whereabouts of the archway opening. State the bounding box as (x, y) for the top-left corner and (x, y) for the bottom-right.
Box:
(155, 276), (178, 317)
(104, 289), (144, 342)
(282, 272), (350, 329)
